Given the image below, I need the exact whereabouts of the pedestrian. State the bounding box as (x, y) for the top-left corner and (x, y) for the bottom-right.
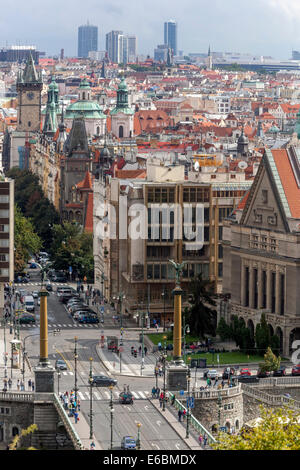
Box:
(198, 434), (203, 446)
(178, 409), (183, 422)
(20, 380), (24, 391)
(78, 399), (81, 411)
(31, 381), (34, 392)
(74, 411), (79, 424)
(152, 386), (156, 398)
(139, 345), (142, 355)
(159, 396), (163, 408)
(171, 394), (176, 406)
(183, 409), (187, 420)
(131, 346), (134, 355)
(28, 379), (32, 390)
(203, 434), (208, 447)
(221, 379), (225, 389)
(17, 379), (20, 391)
(156, 387), (160, 398)
(90, 441), (95, 450)
(8, 378), (12, 390)
(158, 342), (162, 351)
(144, 346), (147, 356)
(156, 324), (159, 332)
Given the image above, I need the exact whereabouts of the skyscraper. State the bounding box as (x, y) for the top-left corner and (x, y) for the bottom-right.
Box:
(78, 22), (98, 58)
(164, 20), (177, 56)
(127, 36), (137, 63)
(106, 31), (123, 63)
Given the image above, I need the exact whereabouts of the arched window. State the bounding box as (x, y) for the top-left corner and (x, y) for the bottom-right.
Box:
(97, 126), (100, 135)
(28, 121), (31, 127)
(82, 92), (85, 100)
(119, 125), (124, 138)
(235, 420), (239, 430)
(12, 427), (19, 437)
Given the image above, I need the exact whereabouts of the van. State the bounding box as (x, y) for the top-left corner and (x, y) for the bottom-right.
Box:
(24, 295), (35, 313)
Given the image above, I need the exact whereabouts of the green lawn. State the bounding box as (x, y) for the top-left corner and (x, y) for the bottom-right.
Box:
(147, 332), (199, 345)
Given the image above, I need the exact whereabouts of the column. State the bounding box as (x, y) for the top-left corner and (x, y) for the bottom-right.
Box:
(249, 266), (254, 309)
(266, 268), (272, 311)
(39, 288), (49, 364)
(275, 269), (281, 316)
(257, 266), (262, 310)
(173, 286), (183, 363)
(241, 261), (246, 307)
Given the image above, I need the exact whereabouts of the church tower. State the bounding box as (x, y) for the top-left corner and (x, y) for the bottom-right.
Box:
(43, 76), (59, 136)
(16, 53), (43, 132)
(110, 77), (134, 138)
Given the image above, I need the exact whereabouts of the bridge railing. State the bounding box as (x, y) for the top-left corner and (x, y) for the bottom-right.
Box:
(53, 394), (83, 450)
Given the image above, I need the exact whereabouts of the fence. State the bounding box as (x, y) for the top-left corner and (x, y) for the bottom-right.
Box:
(170, 395), (216, 445)
(53, 394), (83, 450)
(192, 384), (242, 400)
(242, 384), (300, 410)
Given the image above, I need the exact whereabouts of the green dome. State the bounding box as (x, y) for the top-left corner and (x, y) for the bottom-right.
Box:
(66, 99), (106, 119)
(79, 78), (91, 89)
(269, 125), (279, 133)
(118, 77), (128, 91)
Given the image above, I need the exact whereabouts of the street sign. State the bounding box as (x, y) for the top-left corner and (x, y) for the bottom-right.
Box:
(186, 397), (194, 409)
(179, 390), (184, 396)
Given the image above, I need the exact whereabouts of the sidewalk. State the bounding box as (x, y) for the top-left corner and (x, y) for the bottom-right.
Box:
(150, 398), (202, 450)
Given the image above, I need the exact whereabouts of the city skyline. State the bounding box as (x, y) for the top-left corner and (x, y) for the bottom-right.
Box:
(0, 0), (300, 59)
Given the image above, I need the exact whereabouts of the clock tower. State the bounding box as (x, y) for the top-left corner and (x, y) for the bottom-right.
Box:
(16, 53), (43, 132)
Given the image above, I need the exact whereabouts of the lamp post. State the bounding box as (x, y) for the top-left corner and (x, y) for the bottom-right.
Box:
(162, 336), (167, 412)
(161, 287), (166, 332)
(140, 311), (148, 376)
(57, 371), (61, 395)
(74, 337), (78, 411)
(89, 358), (93, 440)
(182, 315), (190, 364)
(136, 423), (142, 450)
(109, 384), (114, 450)
(186, 365), (191, 439)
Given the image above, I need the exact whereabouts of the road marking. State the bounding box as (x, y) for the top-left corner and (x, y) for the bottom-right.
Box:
(78, 392), (85, 400)
(131, 391), (139, 399)
(144, 391), (150, 396)
(62, 372), (68, 376)
(151, 443), (160, 450)
(156, 420), (162, 427)
(175, 443), (181, 450)
(93, 391), (101, 400)
(104, 391), (110, 399)
(84, 391), (90, 399)
(113, 390), (119, 398)
(138, 391), (146, 399)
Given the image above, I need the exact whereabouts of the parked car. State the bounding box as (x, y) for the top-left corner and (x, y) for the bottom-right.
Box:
(46, 283), (53, 292)
(121, 436), (136, 450)
(119, 392), (134, 404)
(73, 310), (95, 320)
(19, 314), (36, 324)
(90, 375), (117, 387)
(69, 304), (89, 314)
(37, 298), (40, 306)
(32, 291), (39, 299)
(203, 369), (219, 379)
(257, 369), (271, 378)
(55, 359), (68, 371)
(273, 366), (286, 377)
(240, 368), (251, 377)
(291, 364), (300, 376)
(222, 367), (236, 380)
(78, 315), (99, 324)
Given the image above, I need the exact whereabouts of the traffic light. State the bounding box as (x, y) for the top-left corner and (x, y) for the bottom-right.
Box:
(134, 350), (137, 358)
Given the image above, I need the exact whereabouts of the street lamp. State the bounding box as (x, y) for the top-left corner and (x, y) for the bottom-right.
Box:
(140, 311), (148, 376)
(57, 371), (61, 395)
(89, 357), (93, 440)
(74, 337), (78, 411)
(136, 423), (142, 450)
(186, 365), (191, 439)
(109, 384), (114, 450)
(161, 288), (166, 332)
(162, 336), (167, 412)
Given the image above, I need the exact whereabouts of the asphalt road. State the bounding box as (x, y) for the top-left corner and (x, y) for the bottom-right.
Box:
(15, 267), (190, 450)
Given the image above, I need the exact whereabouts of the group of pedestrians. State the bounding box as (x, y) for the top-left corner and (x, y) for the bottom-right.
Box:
(60, 390), (81, 424)
(2, 377), (34, 392)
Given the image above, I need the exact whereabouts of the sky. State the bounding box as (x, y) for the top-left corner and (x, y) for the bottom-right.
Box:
(1, 0), (300, 59)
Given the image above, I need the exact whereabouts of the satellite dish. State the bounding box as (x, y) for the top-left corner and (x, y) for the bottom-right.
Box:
(194, 161), (200, 171)
(238, 161), (248, 170)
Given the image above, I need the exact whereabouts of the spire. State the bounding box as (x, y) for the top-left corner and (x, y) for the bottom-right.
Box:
(22, 52), (40, 83)
(208, 45), (211, 57)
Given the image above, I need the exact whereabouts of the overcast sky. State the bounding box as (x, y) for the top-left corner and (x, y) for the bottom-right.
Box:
(0, 0), (300, 59)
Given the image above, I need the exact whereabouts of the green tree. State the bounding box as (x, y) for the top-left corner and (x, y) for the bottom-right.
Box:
(14, 206), (41, 272)
(255, 313), (271, 354)
(212, 406), (300, 450)
(216, 317), (232, 341)
(259, 347), (281, 373)
(50, 222), (94, 280)
(185, 274), (217, 338)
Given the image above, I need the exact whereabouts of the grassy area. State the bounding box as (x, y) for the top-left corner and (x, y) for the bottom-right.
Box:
(147, 332), (199, 345)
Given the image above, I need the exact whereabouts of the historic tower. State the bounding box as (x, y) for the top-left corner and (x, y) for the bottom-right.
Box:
(16, 53), (43, 132)
(110, 77), (134, 138)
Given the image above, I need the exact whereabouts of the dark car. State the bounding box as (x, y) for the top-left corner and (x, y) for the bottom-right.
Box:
(70, 305), (90, 315)
(78, 315), (99, 324)
(20, 277), (29, 283)
(46, 283), (53, 292)
(291, 364), (300, 376)
(90, 375), (117, 387)
(119, 392), (134, 404)
(257, 369), (271, 378)
(222, 367), (236, 380)
(55, 359), (68, 371)
(273, 366), (286, 377)
(19, 315), (36, 324)
(30, 263), (37, 269)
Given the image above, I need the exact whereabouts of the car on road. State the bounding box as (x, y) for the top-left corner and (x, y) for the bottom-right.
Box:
(24, 295), (35, 313)
(46, 283), (53, 292)
(20, 277), (29, 283)
(119, 392), (134, 404)
(73, 310), (95, 320)
(257, 369), (271, 378)
(273, 366), (287, 377)
(239, 368), (251, 377)
(222, 367), (236, 380)
(121, 436), (137, 450)
(69, 304), (89, 315)
(30, 263), (37, 269)
(37, 298), (40, 306)
(78, 315), (99, 324)
(55, 359), (68, 371)
(203, 369), (219, 379)
(32, 291), (39, 299)
(90, 375), (117, 387)
(19, 314), (36, 324)
(291, 364), (300, 376)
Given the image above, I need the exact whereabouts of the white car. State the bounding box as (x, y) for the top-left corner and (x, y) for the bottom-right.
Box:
(205, 369), (219, 379)
(32, 291), (39, 299)
(37, 297), (40, 306)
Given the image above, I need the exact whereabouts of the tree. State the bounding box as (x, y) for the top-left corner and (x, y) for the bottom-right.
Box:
(14, 206), (42, 272)
(216, 317), (232, 341)
(50, 222), (94, 280)
(185, 274), (217, 338)
(255, 313), (271, 354)
(259, 347), (281, 373)
(212, 406), (300, 450)
(9, 423), (38, 450)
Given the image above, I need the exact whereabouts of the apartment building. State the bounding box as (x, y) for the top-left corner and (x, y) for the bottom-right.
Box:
(0, 177), (14, 317)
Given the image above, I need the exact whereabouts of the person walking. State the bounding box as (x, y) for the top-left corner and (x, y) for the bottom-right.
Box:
(31, 381), (34, 392)
(74, 411), (79, 424)
(8, 378), (12, 390)
(198, 434), (203, 447)
(203, 434), (208, 447)
(28, 379), (32, 390)
(78, 399), (81, 411)
(178, 409), (183, 422)
(139, 345), (142, 355)
(152, 386), (156, 398)
(171, 394), (176, 406)
(20, 380), (24, 391)
(144, 346), (147, 356)
(17, 379), (20, 391)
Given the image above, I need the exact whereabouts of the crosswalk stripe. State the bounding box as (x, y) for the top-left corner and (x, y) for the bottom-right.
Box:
(84, 391), (90, 399)
(78, 392), (85, 400)
(138, 391), (146, 399)
(68, 371), (74, 376)
(104, 391), (110, 399)
(62, 372), (68, 376)
(131, 391), (139, 399)
(113, 390), (119, 398)
(144, 391), (150, 396)
(93, 391), (101, 400)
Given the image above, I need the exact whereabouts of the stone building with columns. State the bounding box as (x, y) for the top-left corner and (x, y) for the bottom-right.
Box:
(223, 146), (300, 357)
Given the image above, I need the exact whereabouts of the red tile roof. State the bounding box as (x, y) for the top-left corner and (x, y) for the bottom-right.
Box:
(271, 149), (300, 219)
(84, 192), (93, 233)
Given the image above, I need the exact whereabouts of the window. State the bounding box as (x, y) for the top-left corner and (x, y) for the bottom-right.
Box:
(0, 225), (8, 232)
(0, 240), (9, 247)
(0, 210), (9, 217)
(28, 121), (31, 127)
(0, 196), (9, 203)
(262, 190), (268, 204)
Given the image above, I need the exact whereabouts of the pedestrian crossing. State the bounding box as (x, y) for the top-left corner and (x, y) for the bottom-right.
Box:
(14, 282), (67, 287)
(9, 322), (101, 330)
(73, 389), (150, 401)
